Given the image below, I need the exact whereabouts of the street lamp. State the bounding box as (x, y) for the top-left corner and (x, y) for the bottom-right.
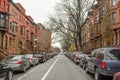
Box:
(34, 38), (38, 53)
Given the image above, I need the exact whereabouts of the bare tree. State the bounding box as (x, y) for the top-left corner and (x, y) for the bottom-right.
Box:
(101, 0), (113, 47)
(48, 0), (96, 51)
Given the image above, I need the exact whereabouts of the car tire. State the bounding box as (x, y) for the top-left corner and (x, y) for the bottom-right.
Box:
(8, 71), (13, 80)
(22, 66), (26, 73)
(85, 67), (90, 74)
(83, 65), (86, 70)
(79, 62), (82, 67)
(95, 69), (103, 80)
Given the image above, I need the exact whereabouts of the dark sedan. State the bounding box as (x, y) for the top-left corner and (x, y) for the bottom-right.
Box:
(33, 54), (45, 63)
(0, 64), (13, 80)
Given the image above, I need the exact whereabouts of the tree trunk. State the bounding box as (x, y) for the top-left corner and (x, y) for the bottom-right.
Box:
(74, 39), (78, 51)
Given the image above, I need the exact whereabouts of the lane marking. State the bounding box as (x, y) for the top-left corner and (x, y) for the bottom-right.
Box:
(17, 56), (58, 80)
(17, 65), (42, 80)
(41, 56), (59, 80)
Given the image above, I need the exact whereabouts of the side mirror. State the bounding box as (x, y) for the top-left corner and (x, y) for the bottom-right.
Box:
(88, 55), (91, 57)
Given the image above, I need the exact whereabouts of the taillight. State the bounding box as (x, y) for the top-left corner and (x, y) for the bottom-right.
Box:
(77, 56), (80, 59)
(101, 61), (106, 69)
(40, 55), (43, 58)
(29, 58), (33, 60)
(16, 61), (23, 64)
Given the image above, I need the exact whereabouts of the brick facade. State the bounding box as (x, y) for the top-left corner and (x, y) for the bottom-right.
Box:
(0, 0), (51, 58)
(82, 0), (120, 53)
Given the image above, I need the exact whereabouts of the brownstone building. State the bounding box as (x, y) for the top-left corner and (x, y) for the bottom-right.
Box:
(37, 23), (51, 53)
(82, 0), (120, 53)
(0, 0), (51, 59)
(0, 0), (11, 59)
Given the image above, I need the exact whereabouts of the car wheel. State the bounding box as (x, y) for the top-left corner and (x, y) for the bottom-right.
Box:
(8, 71), (13, 80)
(74, 58), (76, 63)
(29, 63), (31, 69)
(83, 65), (86, 70)
(85, 67), (89, 74)
(22, 66), (26, 73)
(79, 62), (82, 67)
(95, 69), (103, 80)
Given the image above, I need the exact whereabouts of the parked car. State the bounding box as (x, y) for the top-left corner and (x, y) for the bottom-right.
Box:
(70, 52), (78, 61)
(74, 53), (86, 64)
(0, 64), (13, 80)
(33, 53), (45, 63)
(113, 72), (120, 80)
(2, 55), (31, 73)
(79, 55), (90, 70)
(26, 54), (39, 66)
(86, 48), (120, 80)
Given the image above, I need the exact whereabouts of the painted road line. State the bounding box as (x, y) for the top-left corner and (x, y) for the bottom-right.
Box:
(41, 56), (59, 80)
(17, 65), (43, 80)
(17, 55), (58, 80)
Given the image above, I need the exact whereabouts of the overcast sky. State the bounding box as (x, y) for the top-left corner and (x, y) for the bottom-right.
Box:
(13, 0), (59, 24)
(13, 0), (61, 48)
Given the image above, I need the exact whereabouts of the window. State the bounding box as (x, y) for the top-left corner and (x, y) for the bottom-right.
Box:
(100, 6), (105, 15)
(23, 28), (26, 36)
(2, 1), (5, 8)
(91, 50), (97, 57)
(0, 35), (1, 48)
(115, 31), (119, 45)
(11, 22), (17, 34)
(6, 5), (9, 11)
(0, 14), (5, 26)
(96, 14), (99, 21)
(0, 13), (9, 28)
(106, 49), (120, 60)
(26, 30), (29, 39)
(9, 38), (12, 47)
(5, 15), (8, 28)
(5, 36), (8, 49)
(112, 12), (117, 24)
(97, 51), (104, 59)
(11, 10), (18, 19)
(112, 0), (117, 6)
(20, 27), (23, 35)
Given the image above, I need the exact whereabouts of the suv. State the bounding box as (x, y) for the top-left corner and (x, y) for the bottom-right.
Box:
(86, 48), (120, 80)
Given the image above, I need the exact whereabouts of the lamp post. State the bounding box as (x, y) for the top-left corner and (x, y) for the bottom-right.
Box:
(34, 38), (38, 53)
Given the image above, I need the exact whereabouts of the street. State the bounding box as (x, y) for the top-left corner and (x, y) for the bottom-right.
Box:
(13, 54), (94, 80)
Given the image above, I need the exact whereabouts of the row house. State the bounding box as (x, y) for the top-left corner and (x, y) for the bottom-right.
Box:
(110, 0), (120, 47)
(37, 23), (51, 53)
(0, 0), (11, 59)
(0, 0), (51, 59)
(82, 0), (120, 52)
(8, 2), (37, 55)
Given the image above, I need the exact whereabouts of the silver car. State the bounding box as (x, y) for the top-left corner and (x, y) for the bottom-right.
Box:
(2, 55), (31, 73)
(25, 54), (39, 67)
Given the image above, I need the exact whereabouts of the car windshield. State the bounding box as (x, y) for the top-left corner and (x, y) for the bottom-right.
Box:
(10, 56), (22, 61)
(107, 49), (120, 60)
(26, 55), (32, 58)
(3, 56), (22, 61)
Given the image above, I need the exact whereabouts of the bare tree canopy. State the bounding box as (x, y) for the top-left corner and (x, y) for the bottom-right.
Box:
(48, 0), (96, 51)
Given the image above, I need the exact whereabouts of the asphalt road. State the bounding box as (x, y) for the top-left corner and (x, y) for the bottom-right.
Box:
(13, 54), (94, 80)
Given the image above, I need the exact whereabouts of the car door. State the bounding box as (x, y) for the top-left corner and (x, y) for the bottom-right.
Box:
(23, 56), (29, 69)
(0, 65), (7, 79)
(95, 50), (104, 68)
(87, 49), (97, 72)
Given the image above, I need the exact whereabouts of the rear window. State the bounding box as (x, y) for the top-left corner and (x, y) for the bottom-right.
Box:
(26, 54), (32, 58)
(2, 56), (14, 62)
(106, 49), (120, 60)
(11, 56), (22, 60)
(34, 54), (41, 57)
